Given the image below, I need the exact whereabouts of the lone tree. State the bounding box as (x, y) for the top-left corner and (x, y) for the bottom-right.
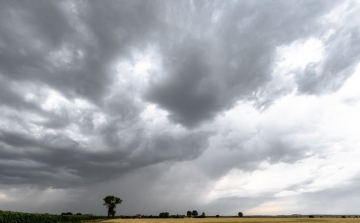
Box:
(238, 212), (243, 217)
(103, 195), (122, 217)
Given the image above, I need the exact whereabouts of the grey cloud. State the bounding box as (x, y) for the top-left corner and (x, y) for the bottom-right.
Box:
(0, 1), (73, 78)
(295, 179), (360, 214)
(204, 196), (273, 216)
(147, 44), (221, 127)
(0, 1), (163, 105)
(0, 0), (185, 189)
(196, 128), (314, 180)
(297, 26), (360, 94)
(146, 0), (340, 127)
(0, 79), (43, 114)
(0, 127), (209, 188)
(0, 131), (39, 148)
(132, 130), (209, 165)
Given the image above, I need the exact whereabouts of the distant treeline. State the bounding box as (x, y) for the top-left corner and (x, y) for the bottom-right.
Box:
(117, 213), (185, 219)
(235, 215), (360, 218)
(119, 214), (360, 219)
(0, 210), (108, 223)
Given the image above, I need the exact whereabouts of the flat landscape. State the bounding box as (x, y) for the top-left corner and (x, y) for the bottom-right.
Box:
(89, 218), (360, 223)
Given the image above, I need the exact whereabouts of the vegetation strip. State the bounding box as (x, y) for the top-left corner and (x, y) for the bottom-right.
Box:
(0, 210), (108, 223)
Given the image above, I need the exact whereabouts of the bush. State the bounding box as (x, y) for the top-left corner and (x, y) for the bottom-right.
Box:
(309, 215), (315, 218)
(172, 214), (184, 218)
(196, 212), (205, 218)
(216, 214), (220, 218)
(159, 212), (169, 218)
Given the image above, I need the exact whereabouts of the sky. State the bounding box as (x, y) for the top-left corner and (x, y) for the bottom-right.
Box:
(1, 0), (360, 217)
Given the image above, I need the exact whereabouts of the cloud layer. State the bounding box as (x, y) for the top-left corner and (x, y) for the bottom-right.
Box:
(1, 0), (360, 216)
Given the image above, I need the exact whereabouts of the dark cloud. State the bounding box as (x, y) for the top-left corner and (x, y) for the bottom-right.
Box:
(0, 1), (163, 105)
(0, 126), (209, 188)
(147, 44), (221, 127)
(147, 0), (342, 127)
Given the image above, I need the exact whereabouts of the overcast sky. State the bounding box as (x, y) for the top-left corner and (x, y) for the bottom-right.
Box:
(1, 0), (360, 216)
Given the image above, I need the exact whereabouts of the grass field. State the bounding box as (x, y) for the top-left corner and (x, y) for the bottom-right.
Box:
(86, 218), (360, 223)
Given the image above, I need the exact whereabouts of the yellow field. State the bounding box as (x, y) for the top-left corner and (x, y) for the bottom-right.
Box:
(88, 218), (360, 223)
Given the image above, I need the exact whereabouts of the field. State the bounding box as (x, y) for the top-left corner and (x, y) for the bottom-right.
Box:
(87, 218), (360, 223)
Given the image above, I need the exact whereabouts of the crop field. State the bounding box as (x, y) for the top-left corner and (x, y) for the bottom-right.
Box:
(88, 218), (360, 223)
(0, 210), (107, 223)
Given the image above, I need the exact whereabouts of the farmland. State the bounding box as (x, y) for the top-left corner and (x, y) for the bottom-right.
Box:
(85, 218), (360, 223)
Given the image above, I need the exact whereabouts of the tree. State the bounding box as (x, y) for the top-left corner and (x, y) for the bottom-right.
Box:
(103, 195), (122, 217)
(192, 210), (198, 218)
(159, 212), (169, 218)
(200, 212), (206, 218)
(187, 211), (192, 217)
(238, 212), (243, 217)
(216, 214), (220, 218)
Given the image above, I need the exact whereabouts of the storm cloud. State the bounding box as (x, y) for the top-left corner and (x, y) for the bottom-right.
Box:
(1, 0), (360, 216)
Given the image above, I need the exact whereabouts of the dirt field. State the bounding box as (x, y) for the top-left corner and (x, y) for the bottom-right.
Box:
(88, 218), (360, 223)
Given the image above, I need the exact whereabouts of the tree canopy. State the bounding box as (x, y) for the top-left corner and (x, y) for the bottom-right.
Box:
(187, 211), (192, 217)
(103, 195), (122, 217)
(159, 212), (169, 218)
